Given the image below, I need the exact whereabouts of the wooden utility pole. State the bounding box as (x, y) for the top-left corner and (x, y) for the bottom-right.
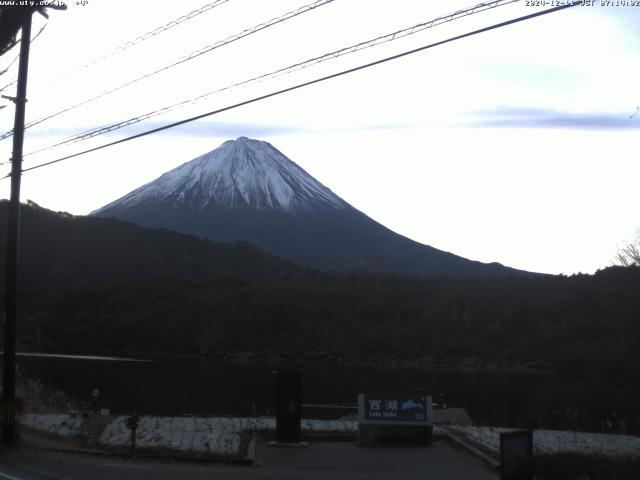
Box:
(2, 9), (32, 447)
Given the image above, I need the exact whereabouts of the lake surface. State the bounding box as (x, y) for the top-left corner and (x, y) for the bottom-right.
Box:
(11, 353), (637, 433)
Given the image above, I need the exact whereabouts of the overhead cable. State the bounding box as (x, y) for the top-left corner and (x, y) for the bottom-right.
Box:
(5, 1), (579, 179)
(26, 0), (522, 157)
(42, 0), (232, 88)
(0, 0), (335, 141)
(0, 22), (48, 94)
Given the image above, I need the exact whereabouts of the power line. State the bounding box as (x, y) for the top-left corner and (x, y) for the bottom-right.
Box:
(29, 0), (520, 156)
(4, 1), (579, 179)
(40, 0), (232, 89)
(0, 51), (22, 78)
(0, 22), (48, 94)
(0, 0), (335, 142)
(1, 1), (230, 95)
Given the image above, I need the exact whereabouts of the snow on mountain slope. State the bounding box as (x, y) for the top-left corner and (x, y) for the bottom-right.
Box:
(94, 137), (347, 214)
(92, 136), (525, 278)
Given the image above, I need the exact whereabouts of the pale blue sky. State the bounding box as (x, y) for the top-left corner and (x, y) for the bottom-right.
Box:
(0, 0), (638, 275)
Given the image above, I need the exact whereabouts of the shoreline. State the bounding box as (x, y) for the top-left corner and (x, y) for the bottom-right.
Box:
(208, 350), (556, 373)
(16, 348), (556, 374)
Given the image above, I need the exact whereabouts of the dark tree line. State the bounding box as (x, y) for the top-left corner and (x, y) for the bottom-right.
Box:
(12, 267), (640, 382)
(1, 201), (639, 381)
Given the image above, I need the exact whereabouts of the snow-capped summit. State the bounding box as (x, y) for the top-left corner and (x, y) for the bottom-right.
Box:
(93, 137), (524, 279)
(95, 137), (347, 215)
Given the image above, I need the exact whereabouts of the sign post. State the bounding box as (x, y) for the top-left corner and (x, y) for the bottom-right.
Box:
(358, 393), (433, 446)
(125, 414), (139, 452)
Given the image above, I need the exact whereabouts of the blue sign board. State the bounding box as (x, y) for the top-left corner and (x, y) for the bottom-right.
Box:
(358, 393), (433, 426)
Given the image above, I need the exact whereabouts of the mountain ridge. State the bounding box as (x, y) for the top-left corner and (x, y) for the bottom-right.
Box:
(0, 200), (307, 290)
(93, 137), (348, 215)
(93, 137), (528, 279)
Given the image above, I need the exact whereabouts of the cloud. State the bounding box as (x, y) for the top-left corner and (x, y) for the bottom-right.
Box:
(465, 107), (640, 131)
(158, 121), (413, 137)
(120, 121), (303, 138)
(22, 121), (302, 141)
(156, 122), (300, 138)
(26, 120), (413, 141)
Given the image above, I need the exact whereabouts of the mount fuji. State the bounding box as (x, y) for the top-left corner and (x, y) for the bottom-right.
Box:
(92, 137), (522, 278)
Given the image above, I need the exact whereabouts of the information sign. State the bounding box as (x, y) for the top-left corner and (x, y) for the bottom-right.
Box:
(358, 393), (432, 426)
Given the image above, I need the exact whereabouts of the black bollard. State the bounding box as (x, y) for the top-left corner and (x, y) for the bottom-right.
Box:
(500, 430), (533, 480)
(275, 370), (302, 443)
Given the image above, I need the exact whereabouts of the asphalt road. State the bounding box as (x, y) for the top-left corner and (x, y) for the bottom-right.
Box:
(0, 441), (498, 480)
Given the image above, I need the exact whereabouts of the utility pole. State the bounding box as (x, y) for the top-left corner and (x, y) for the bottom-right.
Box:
(2, 9), (32, 447)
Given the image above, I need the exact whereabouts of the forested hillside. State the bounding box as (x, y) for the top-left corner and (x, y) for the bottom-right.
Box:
(1, 201), (639, 383)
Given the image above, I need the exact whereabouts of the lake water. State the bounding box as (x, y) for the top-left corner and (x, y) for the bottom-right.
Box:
(11, 353), (637, 433)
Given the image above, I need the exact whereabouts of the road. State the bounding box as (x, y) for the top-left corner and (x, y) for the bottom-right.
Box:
(0, 440), (498, 479)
